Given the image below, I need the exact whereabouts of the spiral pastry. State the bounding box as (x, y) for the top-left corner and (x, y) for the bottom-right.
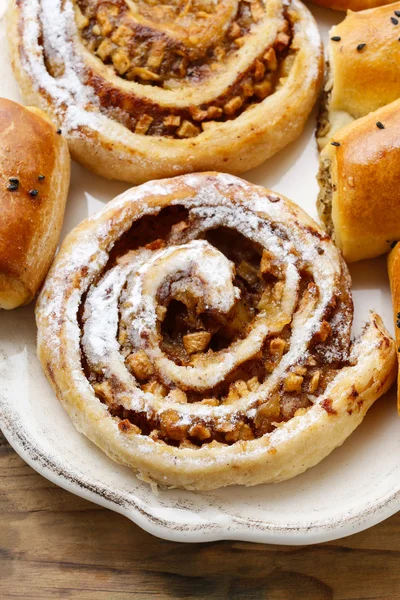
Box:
(36, 173), (396, 490)
(8, 0), (323, 184)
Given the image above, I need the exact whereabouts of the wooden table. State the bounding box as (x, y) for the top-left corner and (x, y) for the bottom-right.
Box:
(1, 430), (399, 600)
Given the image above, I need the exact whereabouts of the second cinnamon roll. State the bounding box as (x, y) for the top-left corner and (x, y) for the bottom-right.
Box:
(8, 0), (323, 183)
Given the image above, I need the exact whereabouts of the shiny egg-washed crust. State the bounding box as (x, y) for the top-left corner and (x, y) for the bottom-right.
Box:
(311, 0), (395, 12)
(317, 99), (400, 263)
(388, 244), (400, 414)
(7, 0), (323, 184)
(36, 173), (396, 490)
(0, 98), (70, 309)
(317, 3), (400, 149)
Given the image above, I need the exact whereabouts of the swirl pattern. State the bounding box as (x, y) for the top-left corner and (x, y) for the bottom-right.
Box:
(8, 0), (323, 183)
(36, 173), (396, 489)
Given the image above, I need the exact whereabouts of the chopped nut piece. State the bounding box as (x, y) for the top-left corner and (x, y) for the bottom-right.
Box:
(237, 260), (259, 285)
(126, 350), (154, 380)
(224, 96), (243, 116)
(229, 22), (241, 39)
(254, 80), (272, 99)
(242, 81), (254, 97)
(156, 305), (167, 321)
(147, 40), (166, 70)
(254, 59), (265, 81)
(214, 46), (226, 60)
(275, 32), (290, 51)
(283, 372), (304, 393)
(189, 105), (223, 122)
(180, 439), (199, 449)
(96, 39), (114, 61)
(234, 37), (246, 47)
(189, 423), (212, 440)
(118, 419), (141, 434)
(131, 67), (160, 81)
(93, 381), (114, 405)
(238, 423), (254, 441)
(314, 320), (332, 343)
(135, 114), (153, 135)
(270, 337), (287, 358)
(264, 48), (278, 71)
(111, 25), (132, 46)
(166, 389), (188, 404)
(260, 249), (280, 277)
(254, 396), (281, 432)
(176, 120), (201, 138)
(247, 376), (260, 392)
(225, 380), (248, 404)
(201, 397), (219, 406)
(309, 370), (321, 393)
(142, 380), (167, 397)
(163, 115), (181, 128)
(112, 48), (130, 74)
(183, 331), (211, 354)
(92, 24), (101, 35)
(159, 410), (189, 440)
(294, 365), (307, 376)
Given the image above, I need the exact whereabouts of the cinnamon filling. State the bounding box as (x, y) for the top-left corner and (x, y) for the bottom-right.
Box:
(64, 0), (295, 137)
(77, 205), (353, 449)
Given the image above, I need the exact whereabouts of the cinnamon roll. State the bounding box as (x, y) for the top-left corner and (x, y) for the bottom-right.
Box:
(8, 0), (323, 184)
(36, 173), (396, 490)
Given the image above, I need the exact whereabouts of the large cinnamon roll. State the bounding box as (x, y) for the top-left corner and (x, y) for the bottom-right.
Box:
(36, 173), (396, 490)
(8, 0), (323, 184)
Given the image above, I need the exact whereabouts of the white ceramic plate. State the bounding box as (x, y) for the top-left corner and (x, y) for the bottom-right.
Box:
(1, 2), (399, 545)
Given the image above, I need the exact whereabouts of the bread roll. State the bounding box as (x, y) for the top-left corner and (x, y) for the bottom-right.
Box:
(311, 0), (395, 12)
(317, 3), (400, 148)
(0, 98), (70, 309)
(317, 99), (400, 263)
(387, 244), (400, 413)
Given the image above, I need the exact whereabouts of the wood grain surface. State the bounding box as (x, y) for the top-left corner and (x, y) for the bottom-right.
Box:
(1, 429), (399, 600)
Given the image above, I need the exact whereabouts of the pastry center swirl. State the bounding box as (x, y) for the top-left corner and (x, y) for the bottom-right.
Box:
(77, 193), (353, 449)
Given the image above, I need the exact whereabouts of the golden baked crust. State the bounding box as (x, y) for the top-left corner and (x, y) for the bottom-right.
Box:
(311, 0), (395, 12)
(35, 172), (396, 490)
(0, 98), (70, 309)
(317, 99), (400, 263)
(317, 3), (400, 148)
(8, 0), (323, 184)
(387, 244), (400, 414)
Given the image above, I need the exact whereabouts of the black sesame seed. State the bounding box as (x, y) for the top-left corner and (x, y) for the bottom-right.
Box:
(397, 320), (400, 328)
(391, 240), (398, 249)
(331, 141), (340, 147)
(9, 177), (19, 184)
(7, 183), (19, 191)
(56, 128), (62, 134)
(357, 43), (366, 52)
(38, 174), (45, 181)
(376, 121), (385, 129)
(395, 10), (400, 17)
(397, 312), (400, 319)
(398, 346), (400, 352)
(29, 189), (39, 197)
(391, 16), (399, 24)
(331, 36), (341, 41)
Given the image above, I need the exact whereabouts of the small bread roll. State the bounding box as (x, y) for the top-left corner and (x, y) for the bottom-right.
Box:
(317, 99), (400, 263)
(387, 244), (400, 413)
(0, 98), (70, 309)
(311, 0), (395, 13)
(317, 3), (400, 148)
